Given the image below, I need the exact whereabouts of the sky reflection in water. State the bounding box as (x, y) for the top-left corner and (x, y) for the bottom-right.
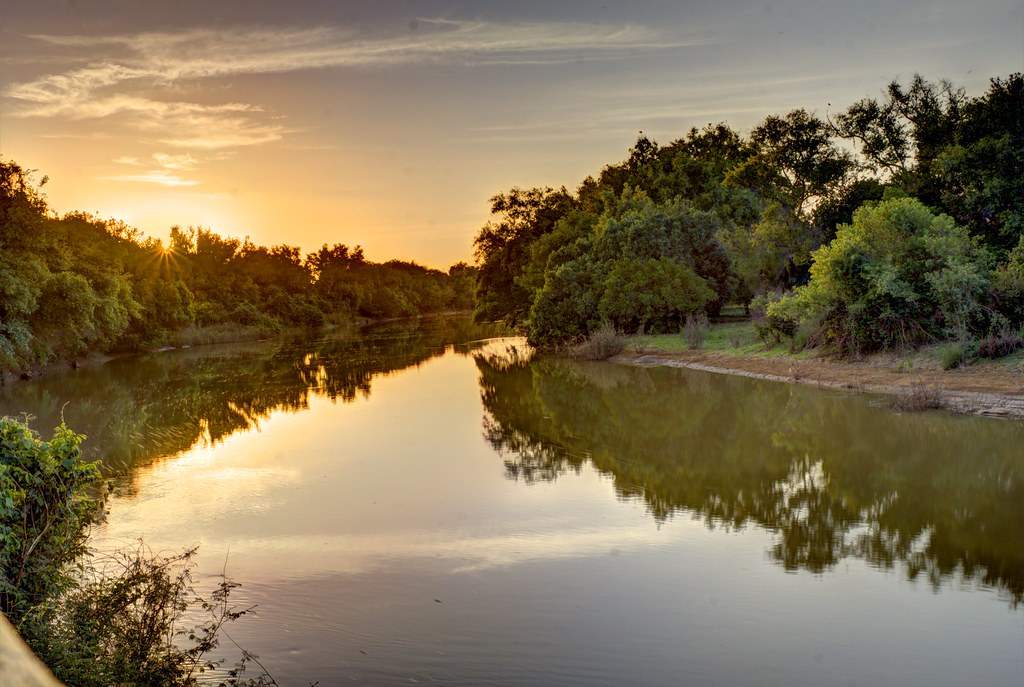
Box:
(1, 317), (1022, 686)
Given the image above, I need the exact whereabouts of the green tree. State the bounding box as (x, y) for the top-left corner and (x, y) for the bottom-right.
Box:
(473, 187), (575, 325)
(598, 257), (714, 332)
(769, 197), (993, 353)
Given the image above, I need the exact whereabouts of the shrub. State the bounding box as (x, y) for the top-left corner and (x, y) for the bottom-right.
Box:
(767, 197), (994, 354)
(192, 300), (229, 327)
(569, 324), (625, 361)
(590, 196), (732, 314)
(889, 384), (944, 411)
(683, 313), (709, 349)
(0, 416), (281, 686)
(938, 341), (976, 370)
(991, 237), (1024, 323)
(525, 196), (732, 347)
(754, 313), (797, 345)
(0, 418), (101, 616)
(21, 546), (278, 687)
(975, 330), (1024, 359)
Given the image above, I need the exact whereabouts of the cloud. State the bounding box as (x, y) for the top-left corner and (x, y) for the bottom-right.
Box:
(152, 152), (196, 170)
(26, 20), (695, 75)
(101, 171), (200, 187)
(101, 152), (210, 188)
(6, 19), (697, 152)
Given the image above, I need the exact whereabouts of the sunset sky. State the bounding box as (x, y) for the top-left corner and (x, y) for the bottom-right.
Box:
(2, 0), (1021, 268)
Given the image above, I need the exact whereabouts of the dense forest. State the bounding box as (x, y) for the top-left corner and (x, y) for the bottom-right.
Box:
(473, 73), (1024, 359)
(0, 161), (476, 376)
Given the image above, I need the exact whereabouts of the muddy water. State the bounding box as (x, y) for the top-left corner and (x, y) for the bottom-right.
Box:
(2, 316), (1022, 686)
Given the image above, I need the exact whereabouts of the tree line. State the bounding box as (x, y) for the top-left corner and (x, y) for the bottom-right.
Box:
(0, 161), (477, 376)
(473, 73), (1024, 358)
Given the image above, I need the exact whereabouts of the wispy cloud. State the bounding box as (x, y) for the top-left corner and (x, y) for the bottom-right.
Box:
(6, 20), (697, 153)
(26, 20), (695, 74)
(152, 152), (196, 170)
(100, 171), (200, 187)
(102, 152), (205, 186)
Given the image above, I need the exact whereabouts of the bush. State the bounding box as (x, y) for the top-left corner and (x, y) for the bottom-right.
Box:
(569, 324), (625, 361)
(754, 313), (797, 345)
(525, 195), (732, 347)
(527, 258), (600, 346)
(0, 418), (101, 616)
(0, 416), (280, 686)
(991, 236), (1024, 323)
(767, 198), (993, 354)
(683, 313), (709, 349)
(938, 341), (976, 370)
(889, 384), (944, 411)
(975, 330), (1024, 359)
(22, 547), (277, 687)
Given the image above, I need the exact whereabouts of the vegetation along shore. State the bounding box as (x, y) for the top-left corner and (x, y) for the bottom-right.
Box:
(2, 68), (1024, 686)
(472, 73), (1024, 410)
(617, 316), (1024, 417)
(0, 159), (476, 380)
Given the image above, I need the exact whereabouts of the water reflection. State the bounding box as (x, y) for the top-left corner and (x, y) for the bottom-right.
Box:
(2, 323), (1022, 684)
(474, 349), (1024, 605)
(0, 317), (502, 491)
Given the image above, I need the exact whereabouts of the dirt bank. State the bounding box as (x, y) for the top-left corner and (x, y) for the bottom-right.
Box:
(614, 349), (1024, 418)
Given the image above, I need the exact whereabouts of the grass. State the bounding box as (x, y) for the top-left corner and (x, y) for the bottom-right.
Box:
(628, 318), (1024, 375)
(169, 322), (278, 347)
(628, 320), (817, 359)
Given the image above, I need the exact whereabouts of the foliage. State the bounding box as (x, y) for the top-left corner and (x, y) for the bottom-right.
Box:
(524, 197), (724, 345)
(0, 159), (473, 376)
(938, 341), (974, 370)
(728, 108), (854, 217)
(471, 72), (1024, 356)
(0, 416), (285, 686)
(991, 235), (1024, 322)
(682, 313), (710, 349)
(767, 198), (993, 354)
(0, 418), (101, 616)
(568, 323), (625, 361)
(975, 330), (1024, 359)
(21, 546), (281, 687)
(527, 257), (602, 345)
(598, 257), (714, 334)
(473, 187), (575, 326)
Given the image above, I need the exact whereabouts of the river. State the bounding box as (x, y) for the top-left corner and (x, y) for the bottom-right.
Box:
(1, 316), (1022, 686)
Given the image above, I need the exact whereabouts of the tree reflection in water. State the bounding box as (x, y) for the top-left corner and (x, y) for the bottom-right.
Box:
(0, 317), (503, 494)
(474, 347), (1024, 606)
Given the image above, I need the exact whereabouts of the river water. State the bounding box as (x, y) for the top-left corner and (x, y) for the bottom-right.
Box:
(1, 316), (1022, 686)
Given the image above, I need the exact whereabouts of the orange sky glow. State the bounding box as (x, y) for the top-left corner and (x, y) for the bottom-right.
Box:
(2, 1), (1021, 268)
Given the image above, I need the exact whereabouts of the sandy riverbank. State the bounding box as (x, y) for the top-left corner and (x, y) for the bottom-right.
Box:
(615, 348), (1024, 418)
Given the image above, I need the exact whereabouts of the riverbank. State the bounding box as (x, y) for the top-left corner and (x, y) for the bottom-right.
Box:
(616, 321), (1024, 418)
(0, 311), (480, 387)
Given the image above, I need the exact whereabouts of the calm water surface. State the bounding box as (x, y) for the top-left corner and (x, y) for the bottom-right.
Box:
(1, 317), (1022, 686)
